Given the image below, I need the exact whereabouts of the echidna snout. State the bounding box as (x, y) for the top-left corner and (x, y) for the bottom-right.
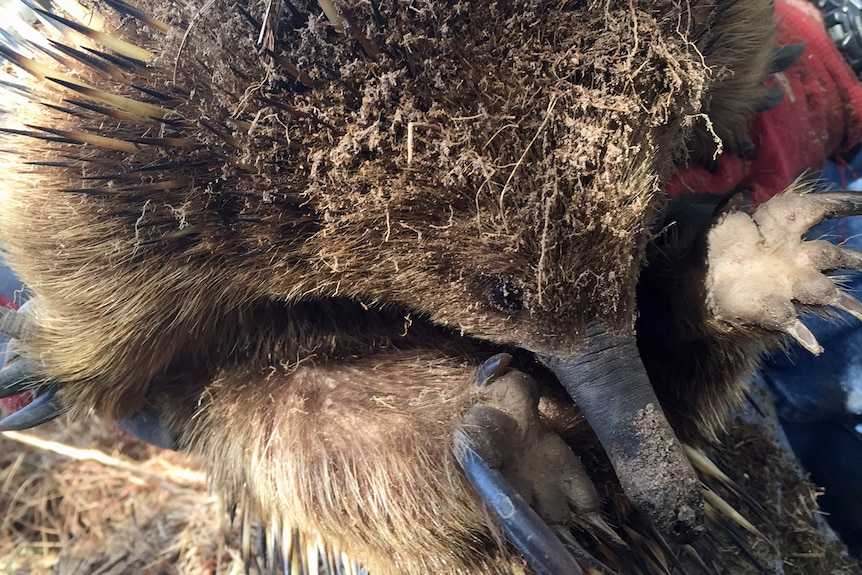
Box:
(539, 331), (703, 543)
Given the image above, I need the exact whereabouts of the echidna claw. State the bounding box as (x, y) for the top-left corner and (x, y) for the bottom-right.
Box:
(809, 191), (862, 224)
(769, 43), (806, 73)
(785, 320), (822, 356)
(0, 384), (66, 431)
(818, 241), (862, 271)
(457, 363), (628, 573)
(836, 292), (862, 322)
(474, 353), (512, 388)
(0, 359), (41, 398)
(754, 83), (784, 112)
(118, 404), (177, 450)
(454, 434), (584, 575)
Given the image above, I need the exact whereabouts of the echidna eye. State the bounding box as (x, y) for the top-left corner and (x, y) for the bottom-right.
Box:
(489, 276), (523, 313)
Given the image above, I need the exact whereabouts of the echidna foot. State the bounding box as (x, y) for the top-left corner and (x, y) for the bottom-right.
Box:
(454, 354), (618, 575)
(0, 302), (172, 446)
(0, 383), (64, 431)
(707, 189), (862, 354)
(0, 303), (66, 430)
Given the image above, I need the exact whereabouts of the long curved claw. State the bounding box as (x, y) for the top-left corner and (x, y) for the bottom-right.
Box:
(816, 241), (862, 272)
(810, 191), (862, 223)
(755, 83), (784, 112)
(475, 353), (512, 388)
(453, 433), (584, 575)
(751, 191), (862, 239)
(769, 43), (806, 73)
(461, 363), (625, 573)
(0, 359), (42, 398)
(835, 292), (862, 322)
(0, 385), (65, 431)
(118, 404), (177, 450)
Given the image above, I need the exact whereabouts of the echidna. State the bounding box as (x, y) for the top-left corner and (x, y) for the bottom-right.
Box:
(1, 0), (861, 573)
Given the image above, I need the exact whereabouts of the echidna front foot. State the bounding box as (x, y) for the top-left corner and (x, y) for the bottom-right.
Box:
(455, 355), (618, 575)
(707, 187), (862, 353)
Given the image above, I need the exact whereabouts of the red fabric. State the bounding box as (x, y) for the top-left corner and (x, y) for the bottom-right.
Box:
(667, 1), (862, 205)
(1, 391), (32, 413)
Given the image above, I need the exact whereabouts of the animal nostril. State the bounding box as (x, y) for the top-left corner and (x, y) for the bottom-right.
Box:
(489, 276), (523, 313)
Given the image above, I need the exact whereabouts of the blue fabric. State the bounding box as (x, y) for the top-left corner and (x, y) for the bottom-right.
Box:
(765, 153), (862, 423)
(0, 253), (24, 305)
(762, 151), (862, 557)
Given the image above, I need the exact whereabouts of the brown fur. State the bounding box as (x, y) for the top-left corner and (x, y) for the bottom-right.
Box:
(0, 0), (779, 572)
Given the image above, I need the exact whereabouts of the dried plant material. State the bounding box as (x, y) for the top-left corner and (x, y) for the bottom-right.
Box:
(0, 414), (253, 575)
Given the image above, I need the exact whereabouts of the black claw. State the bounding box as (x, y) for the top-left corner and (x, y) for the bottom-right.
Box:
(755, 82), (784, 112)
(0, 306), (27, 339)
(0, 360), (41, 399)
(454, 434), (584, 575)
(0, 385), (66, 431)
(475, 353), (512, 387)
(734, 135), (756, 161)
(769, 43), (806, 73)
(759, 191), (862, 240)
(118, 404), (178, 449)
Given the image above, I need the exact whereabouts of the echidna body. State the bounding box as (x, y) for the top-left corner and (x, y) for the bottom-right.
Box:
(0, 0), (854, 573)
